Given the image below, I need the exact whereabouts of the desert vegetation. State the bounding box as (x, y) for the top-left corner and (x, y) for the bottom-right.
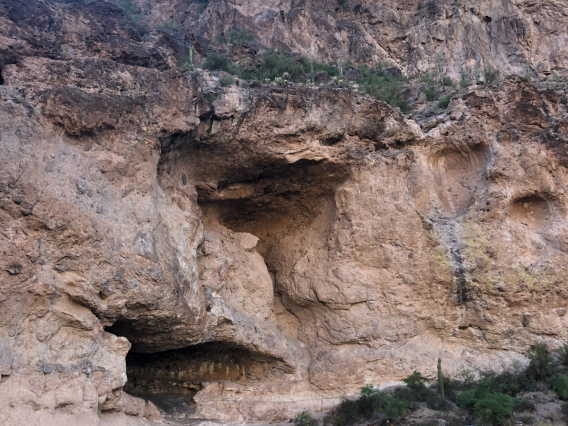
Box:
(295, 343), (568, 426)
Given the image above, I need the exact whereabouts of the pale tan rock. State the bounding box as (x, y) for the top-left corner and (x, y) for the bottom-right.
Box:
(1, 1), (568, 425)
(238, 233), (259, 251)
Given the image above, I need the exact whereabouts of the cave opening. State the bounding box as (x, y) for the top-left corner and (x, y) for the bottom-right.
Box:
(0, 69), (4, 86)
(116, 337), (293, 420)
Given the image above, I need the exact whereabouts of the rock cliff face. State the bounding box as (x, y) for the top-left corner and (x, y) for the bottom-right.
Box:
(141, 0), (568, 79)
(1, 0), (568, 425)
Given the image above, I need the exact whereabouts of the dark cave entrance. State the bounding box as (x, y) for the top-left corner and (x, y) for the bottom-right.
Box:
(119, 340), (291, 420)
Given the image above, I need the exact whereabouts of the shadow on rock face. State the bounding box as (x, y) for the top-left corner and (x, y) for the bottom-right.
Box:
(122, 342), (293, 419)
(509, 195), (551, 229)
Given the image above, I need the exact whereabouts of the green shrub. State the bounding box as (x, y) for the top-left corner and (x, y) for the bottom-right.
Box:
(424, 86), (437, 101)
(218, 29), (254, 44)
(473, 393), (514, 426)
(438, 95), (451, 108)
(483, 58), (499, 83)
(526, 343), (555, 381)
(301, 57), (340, 77)
(442, 76), (454, 87)
(456, 389), (476, 411)
(294, 411), (317, 426)
(202, 53), (236, 73)
(242, 51), (338, 83)
(403, 371), (428, 391)
(557, 344), (568, 367)
(356, 70), (410, 113)
(459, 67), (470, 88)
(552, 374), (568, 400)
(330, 386), (409, 426)
(220, 75), (235, 86)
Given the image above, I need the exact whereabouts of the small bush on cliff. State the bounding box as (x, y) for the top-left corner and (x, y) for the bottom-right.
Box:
(552, 375), (568, 400)
(442, 76), (454, 87)
(294, 411), (317, 426)
(220, 75), (235, 86)
(355, 68), (410, 113)
(558, 344), (568, 367)
(217, 29), (254, 44)
(474, 393), (515, 426)
(424, 86), (437, 101)
(482, 58), (500, 83)
(300, 57), (340, 77)
(438, 95), (451, 109)
(202, 53), (237, 74)
(240, 51), (304, 81)
(526, 342), (556, 382)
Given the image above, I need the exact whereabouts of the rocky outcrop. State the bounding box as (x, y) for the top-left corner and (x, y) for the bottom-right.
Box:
(1, 1), (568, 425)
(139, 0), (568, 79)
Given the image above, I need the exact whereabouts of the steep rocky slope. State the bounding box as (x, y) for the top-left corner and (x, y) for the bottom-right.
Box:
(1, 0), (568, 425)
(139, 0), (568, 79)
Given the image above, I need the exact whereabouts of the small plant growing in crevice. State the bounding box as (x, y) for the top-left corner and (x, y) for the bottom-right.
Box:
(442, 76), (454, 87)
(202, 52), (236, 73)
(218, 28), (254, 44)
(220, 75), (235, 86)
(438, 95), (451, 109)
(526, 342), (555, 381)
(294, 411), (317, 426)
(552, 375), (568, 400)
(459, 67), (470, 88)
(483, 57), (499, 83)
(424, 86), (437, 101)
(558, 343), (568, 367)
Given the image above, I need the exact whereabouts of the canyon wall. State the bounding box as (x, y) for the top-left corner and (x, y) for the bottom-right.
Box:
(1, 0), (568, 425)
(140, 0), (568, 79)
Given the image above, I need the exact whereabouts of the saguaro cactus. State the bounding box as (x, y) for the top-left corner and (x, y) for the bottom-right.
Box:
(438, 358), (445, 399)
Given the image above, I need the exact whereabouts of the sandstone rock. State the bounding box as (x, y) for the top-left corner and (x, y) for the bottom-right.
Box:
(239, 233), (259, 251)
(1, 1), (568, 425)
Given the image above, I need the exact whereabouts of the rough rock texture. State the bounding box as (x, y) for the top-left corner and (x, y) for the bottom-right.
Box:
(140, 0), (568, 79)
(1, 0), (568, 425)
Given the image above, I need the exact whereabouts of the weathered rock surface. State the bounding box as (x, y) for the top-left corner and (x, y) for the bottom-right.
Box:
(1, 0), (568, 425)
(139, 0), (568, 79)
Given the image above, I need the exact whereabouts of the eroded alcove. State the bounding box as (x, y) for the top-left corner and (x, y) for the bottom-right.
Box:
(509, 194), (551, 229)
(407, 143), (491, 219)
(119, 341), (293, 419)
